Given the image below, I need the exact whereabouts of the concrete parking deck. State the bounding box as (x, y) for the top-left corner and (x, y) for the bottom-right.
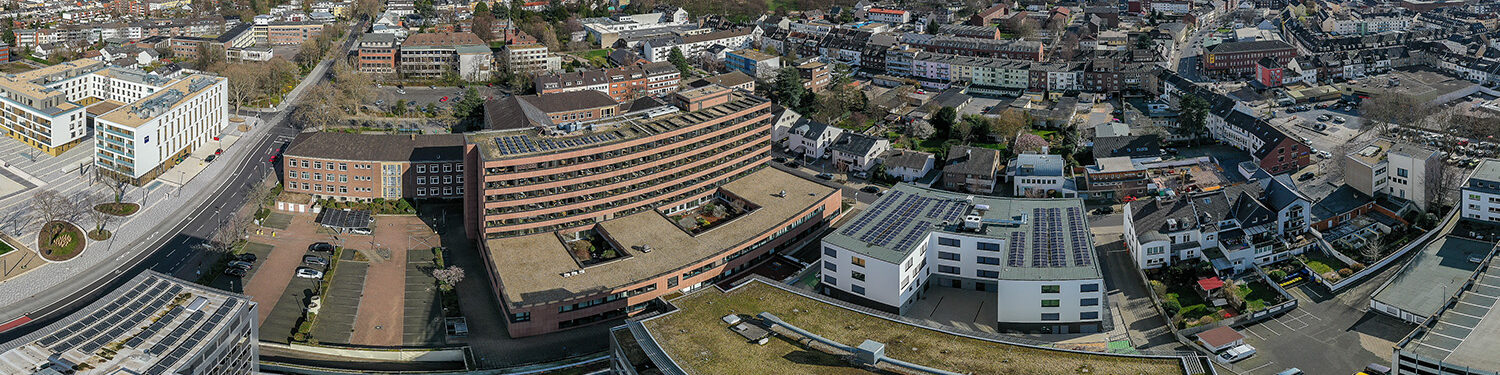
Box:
(312, 253), (367, 345)
(404, 249), (444, 346)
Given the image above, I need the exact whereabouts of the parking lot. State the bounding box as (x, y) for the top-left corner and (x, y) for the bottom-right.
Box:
(1274, 104), (1369, 155)
(371, 85), (507, 110)
(1212, 265), (1416, 375)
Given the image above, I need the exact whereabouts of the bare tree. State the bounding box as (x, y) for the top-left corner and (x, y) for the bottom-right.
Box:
(31, 190), (80, 225)
(211, 211), (253, 254)
(1360, 236), (1385, 263)
(1361, 93), (1427, 133)
(1428, 164), (1462, 212)
(223, 63), (266, 116)
(292, 83), (343, 130)
(86, 192), (116, 238)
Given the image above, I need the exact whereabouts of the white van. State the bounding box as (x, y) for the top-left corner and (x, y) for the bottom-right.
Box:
(1214, 344), (1257, 364)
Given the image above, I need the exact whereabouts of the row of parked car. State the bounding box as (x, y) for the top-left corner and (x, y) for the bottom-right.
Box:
(221, 242), (334, 279)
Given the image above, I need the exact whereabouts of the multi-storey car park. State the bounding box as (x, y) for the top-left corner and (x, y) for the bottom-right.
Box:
(0, 271), (258, 375)
(463, 85), (843, 337)
(819, 184), (1107, 334)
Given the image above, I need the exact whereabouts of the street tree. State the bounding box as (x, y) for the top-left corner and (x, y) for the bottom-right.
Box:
(86, 191), (117, 239)
(433, 265), (466, 286)
(223, 63), (266, 116)
(668, 47), (692, 76)
(771, 67), (806, 112)
(31, 190), (80, 225)
(1361, 93), (1427, 133)
(292, 83), (343, 130)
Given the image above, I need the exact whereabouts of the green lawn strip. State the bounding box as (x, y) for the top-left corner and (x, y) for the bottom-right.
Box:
(0, 239), (12, 255)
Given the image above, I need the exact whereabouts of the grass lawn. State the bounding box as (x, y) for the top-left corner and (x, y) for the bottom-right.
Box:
(95, 202), (140, 216)
(648, 281), (1184, 375)
(37, 221), (84, 261)
(1164, 283), (1213, 320)
(1030, 130), (1057, 137)
(766, 0), (798, 12)
(1301, 252), (1349, 276)
(1235, 280), (1282, 312)
(972, 142), (1009, 151)
(915, 138), (951, 154)
(0, 239), (12, 255)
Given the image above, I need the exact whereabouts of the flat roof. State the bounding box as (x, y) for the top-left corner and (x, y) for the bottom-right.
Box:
(636, 279), (1187, 375)
(0, 59), (105, 101)
(0, 271), (254, 374)
(487, 167), (838, 307)
(469, 90), (766, 161)
(1472, 158), (1500, 182)
(1374, 236), (1495, 318)
(822, 183), (1101, 281)
(96, 74), (222, 128)
(1400, 255), (1500, 371)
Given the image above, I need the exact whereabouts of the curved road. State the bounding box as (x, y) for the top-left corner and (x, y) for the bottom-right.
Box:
(0, 21), (365, 343)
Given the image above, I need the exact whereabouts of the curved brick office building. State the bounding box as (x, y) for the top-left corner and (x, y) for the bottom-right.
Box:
(464, 87), (842, 337)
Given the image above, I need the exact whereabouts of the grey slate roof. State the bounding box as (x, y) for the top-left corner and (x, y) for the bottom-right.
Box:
(945, 145), (999, 177)
(284, 132), (465, 162)
(882, 149), (934, 170)
(1310, 184), (1373, 222)
(1012, 153), (1065, 177)
(1092, 134), (1162, 159)
(830, 133), (885, 156)
(482, 91), (620, 130)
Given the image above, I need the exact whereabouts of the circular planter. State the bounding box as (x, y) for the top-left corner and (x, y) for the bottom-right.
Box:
(37, 221), (85, 262)
(88, 229), (112, 241)
(95, 202), (140, 217)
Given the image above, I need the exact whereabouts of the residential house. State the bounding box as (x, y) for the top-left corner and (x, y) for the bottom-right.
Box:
(881, 149), (935, 182)
(942, 145), (1000, 193)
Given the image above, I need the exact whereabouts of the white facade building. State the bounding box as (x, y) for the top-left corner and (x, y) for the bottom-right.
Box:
(786, 118), (843, 161)
(1461, 159), (1500, 223)
(820, 184), (1106, 333)
(94, 74), (228, 184)
(1008, 153), (1075, 198)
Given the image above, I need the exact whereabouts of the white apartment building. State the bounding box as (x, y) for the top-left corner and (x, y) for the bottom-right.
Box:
(1344, 139), (1441, 210)
(1461, 159), (1500, 223)
(1008, 153), (1076, 198)
(1321, 12), (1413, 36)
(1149, 0), (1192, 15)
(94, 74), (228, 184)
(829, 133), (890, 173)
(1124, 176), (1315, 272)
(504, 43), (562, 74)
(0, 59), (102, 155)
(787, 118), (843, 160)
(820, 184), (1106, 333)
(641, 27), (757, 63)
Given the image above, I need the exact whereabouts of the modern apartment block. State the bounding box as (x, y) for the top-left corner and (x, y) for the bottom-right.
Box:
(0, 271), (258, 375)
(93, 73), (227, 184)
(1344, 138), (1442, 210)
(356, 33), (399, 76)
(503, 41), (561, 74)
(820, 184), (1106, 333)
(0, 59), (100, 155)
(1461, 159), (1500, 223)
(724, 48), (780, 80)
(796, 60), (831, 92)
(281, 133), (466, 202)
(401, 32), (494, 81)
(533, 61), (681, 102)
(464, 85), (841, 337)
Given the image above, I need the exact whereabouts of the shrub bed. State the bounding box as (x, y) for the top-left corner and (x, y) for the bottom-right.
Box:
(38, 221), (85, 261)
(95, 202), (140, 216)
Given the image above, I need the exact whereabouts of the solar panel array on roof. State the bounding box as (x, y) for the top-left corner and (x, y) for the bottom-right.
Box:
(926, 199), (950, 218)
(839, 190), (905, 236)
(1008, 231), (1026, 267)
(495, 133), (622, 155)
(861, 195), (932, 246)
(1030, 208), (1066, 267)
(1067, 207), (1091, 267)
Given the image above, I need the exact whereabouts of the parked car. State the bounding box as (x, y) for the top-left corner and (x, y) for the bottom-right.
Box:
(350, 227), (372, 235)
(815, 173), (833, 180)
(1358, 363), (1391, 375)
(204, 154), (216, 162)
(1299, 172), (1316, 181)
(860, 186), (880, 194)
(1317, 114), (1331, 121)
(1333, 116), (1347, 123)
(1214, 344), (1257, 364)
(773, 157), (788, 163)
(1275, 369), (1303, 375)
(308, 242), (335, 253)
(227, 261), (254, 270)
(440, 96), (449, 102)
(784, 161), (800, 169)
(303, 255), (329, 266)
(1318, 150), (1331, 158)
(236, 253), (257, 262)
(223, 268), (247, 277)
(396, 88), (406, 95)
(1314, 123), (1328, 131)
(295, 267), (324, 279)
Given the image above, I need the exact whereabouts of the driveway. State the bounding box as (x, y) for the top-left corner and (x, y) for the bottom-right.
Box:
(1090, 212), (1187, 352)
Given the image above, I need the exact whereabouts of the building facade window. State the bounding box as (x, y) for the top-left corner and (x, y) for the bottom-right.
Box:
(1042, 285), (1061, 293)
(1042, 299), (1060, 307)
(938, 251), (960, 261)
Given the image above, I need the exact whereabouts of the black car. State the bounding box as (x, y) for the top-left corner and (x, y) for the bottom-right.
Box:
(1298, 172), (1316, 181)
(860, 186), (880, 194)
(815, 173), (833, 180)
(223, 267), (247, 277)
(785, 161), (801, 169)
(308, 242), (335, 252)
(236, 253), (257, 262)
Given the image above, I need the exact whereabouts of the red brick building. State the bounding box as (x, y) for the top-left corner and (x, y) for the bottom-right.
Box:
(1203, 40), (1295, 77)
(357, 33), (399, 76)
(281, 133), (466, 202)
(465, 85), (842, 336)
(1255, 57), (1284, 87)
